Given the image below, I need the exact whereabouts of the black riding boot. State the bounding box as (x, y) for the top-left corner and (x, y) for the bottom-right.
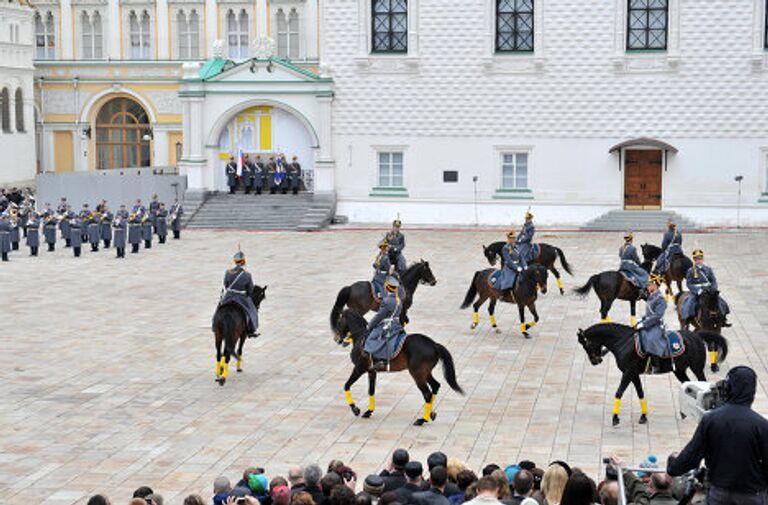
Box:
(159, 236), (166, 244)
(144, 240), (151, 249)
(132, 243), (139, 253)
(65, 239), (71, 247)
(173, 230), (180, 240)
(91, 244), (99, 252)
(1, 252), (7, 261)
(74, 246), (81, 257)
(11, 242), (18, 251)
(104, 240), (111, 249)
(30, 246), (38, 256)
(48, 243), (55, 252)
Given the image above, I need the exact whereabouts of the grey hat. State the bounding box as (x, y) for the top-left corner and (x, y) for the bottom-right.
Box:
(363, 475), (385, 496)
(233, 251), (246, 264)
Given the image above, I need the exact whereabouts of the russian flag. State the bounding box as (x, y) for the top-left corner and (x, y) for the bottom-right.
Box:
(237, 148), (245, 178)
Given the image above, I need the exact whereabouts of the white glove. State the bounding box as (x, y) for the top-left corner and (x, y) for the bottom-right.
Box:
(517, 267), (522, 272)
(636, 322), (644, 330)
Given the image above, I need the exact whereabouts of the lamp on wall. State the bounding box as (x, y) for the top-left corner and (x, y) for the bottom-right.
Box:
(82, 125), (91, 139)
(734, 175), (744, 229)
(142, 128), (154, 141)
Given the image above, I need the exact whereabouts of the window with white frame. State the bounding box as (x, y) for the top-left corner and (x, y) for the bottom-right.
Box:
(35, 11), (56, 59)
(177, 9), (200, 60)
(627, 0), (667, 50)
(500, 152), (529, 189)
(372, 0), (407, 53)
(81, 11), (103, 59)
(378, 151), (404, 187)
(496, 0), (534, 52)
(226, 9), (249, 60)
(129, 10), (151, 59)
(276, 7), (300, 60)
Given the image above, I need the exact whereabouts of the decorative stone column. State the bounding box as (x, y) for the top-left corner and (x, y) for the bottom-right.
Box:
(178, 61), (208, 190)
(314, 93), (335, 194)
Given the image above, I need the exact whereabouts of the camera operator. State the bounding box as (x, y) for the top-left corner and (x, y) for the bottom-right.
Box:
(608, 456), (676, 505)
(667, 366), (768, 504)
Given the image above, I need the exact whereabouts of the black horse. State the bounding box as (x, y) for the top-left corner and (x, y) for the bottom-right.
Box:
(334, 309), (464, 425)
(330, 260), (437, 331)
(212, 285), (267, 385)
(577, 323), (728, 426)
(460, 265), (548, 337)
(641, 243), (693, 299)
(676, 287), (727, 372)
(572, 259), (652, 326)
(483, 241), (572, 294)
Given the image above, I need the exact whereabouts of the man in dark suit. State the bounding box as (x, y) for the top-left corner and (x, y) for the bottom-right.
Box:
(393, 462), (428, 504)
(412, 467), (451, 505)
(379, 448), (409, 492)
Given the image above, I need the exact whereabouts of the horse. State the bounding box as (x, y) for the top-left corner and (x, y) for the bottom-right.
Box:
(483, 242), (573, 294)
(460, 264), (549, 337)
(334, 309), (464, 425)
(577, 323), (728, 426)
(640, 243), (693, 299)
(676, 287), (727, 372)
(572, 259), (652, 326)
(212, 285), (267, 385)
(329, 260), (437, 332)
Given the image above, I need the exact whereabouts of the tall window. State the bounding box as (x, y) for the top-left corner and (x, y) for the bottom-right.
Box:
(81, 11), (103, 59)
(95, 97), (151, 169)
(372, 0), (407, 53)
(227, 9), (249, 59)
(501, 152), (528, 189)
(129, 10), (151, 59)
(378, 151), (404, 187)
(276, 8), (300, 60)
(0, 88), (9, 133)
(496, 0), (533, 52)
(35, 11), (56, 59)
(627, 0), (667, 50)
(177, 10), (200, 59)
(14, 88), (23, 132)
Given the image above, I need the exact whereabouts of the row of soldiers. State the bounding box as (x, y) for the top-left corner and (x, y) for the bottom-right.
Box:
(226, 154), (302, 195)
(0, 195), (184, 261)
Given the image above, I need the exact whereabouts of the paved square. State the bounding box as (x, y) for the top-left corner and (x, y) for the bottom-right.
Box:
(2, 228), (767, 504)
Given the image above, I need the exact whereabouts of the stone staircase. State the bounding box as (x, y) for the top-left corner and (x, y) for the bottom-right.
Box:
(581, 210), (699, 232)
(183, 192), (336, 231)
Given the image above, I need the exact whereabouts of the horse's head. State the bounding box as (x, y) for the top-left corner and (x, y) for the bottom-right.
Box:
(641, 243), (661, 262)
(700, 288), (722, 321)
(483, 245), (497, 266)
(418, 259), (437, 286)
(577, 328), (606, 366)
(531, 264), (548, 294)
(252, 285), (267, 309)
(334, 309), (367, 347)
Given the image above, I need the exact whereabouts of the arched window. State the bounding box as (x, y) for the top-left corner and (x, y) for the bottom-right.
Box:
(81, 11), (103, 59)
(95, 97), (151, 169)
(1, 88), (10, 133)
(177, 9), (200, 59)
(34, 11), (56, 59)
(227, 9), (248, 59)
(277, 8), (300, 59)
(288, 9), (299, 59)
(14, 88), (24, 132)
(129, 10), (151, 59)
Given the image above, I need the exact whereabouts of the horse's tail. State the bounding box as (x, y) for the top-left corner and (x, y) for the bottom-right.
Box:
(435, 343), (464, 395)
(214, 309), (237, 356)
(330, 285), (351, 331)
(573, 274), (598, 297)
(698, 331), (729, 363)
(554, 246), (573, 275)
(460, 272), (480, 309)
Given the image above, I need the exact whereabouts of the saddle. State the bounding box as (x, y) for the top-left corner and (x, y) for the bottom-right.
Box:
(488, 271), (517, 303)
(362, 332), (409, 365)
(634, 331), (685, 358)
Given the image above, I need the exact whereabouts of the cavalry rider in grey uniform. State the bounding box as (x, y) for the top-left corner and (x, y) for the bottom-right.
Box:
(128, 212), (142, 254)
(69, 214), (83, 257)
(100, 206), (113, 249)
(372, 239), (392, 299)
(226, 156), (238, 194)
(156, 203), (168, 244)
(288, 156), (302, 195)
(681, 248), (731, 327)
(149, 194), (161, 233)
(43, 204), (57, 252)
(619, 232), (649, 290)
(25, 212), (40, 256)
(0, 211), (11, 261)
(219, 251), (259, 338)
(514, 210), (535, 263)
(385, 219), (407, 274)
(169, 199), (183, 239)
(636, 273), (669, 373)
(113, 210), (127, 258)
(365, 275), (406, 371)
(494, 230), (526, 298)
(655, 220), (682, 275)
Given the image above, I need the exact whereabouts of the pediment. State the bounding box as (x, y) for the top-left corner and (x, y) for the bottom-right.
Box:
(204, 58), (326, 84)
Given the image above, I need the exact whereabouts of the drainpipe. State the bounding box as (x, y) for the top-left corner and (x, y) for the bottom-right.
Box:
(38, 76), (45, 173)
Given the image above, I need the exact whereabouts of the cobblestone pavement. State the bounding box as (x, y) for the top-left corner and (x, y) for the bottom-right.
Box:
(2, 228), (767, 504)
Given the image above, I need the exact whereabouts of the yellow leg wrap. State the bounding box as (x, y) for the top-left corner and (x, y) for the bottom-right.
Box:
(630, 316), (637, 327)
(368, 396), (375, 412)
(528, 320), (537, 329)
(215, 362), (221, 376)
(423, 402), (433, 421)
(640, 398), (648, 415)
(556, 278), (563, 290)
(345, 390), (354, 405)
(709, 351), (718, 364)
(600, 317), (612, 324)
(221, 362), (229, 380)
(431, 394), (436, 404)
(613, 398), (621, 415)
(520, 323), (527, 333)
(236, 359), (242, 369)
(489, 315), (497, 327)
(472, 312), (479, 325)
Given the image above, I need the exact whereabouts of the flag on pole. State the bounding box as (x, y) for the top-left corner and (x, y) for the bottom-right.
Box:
(238, 148), (245, 177)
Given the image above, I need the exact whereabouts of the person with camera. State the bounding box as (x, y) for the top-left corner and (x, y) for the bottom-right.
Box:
(667, 366), (768, 504)
(608, 456), (676, 505)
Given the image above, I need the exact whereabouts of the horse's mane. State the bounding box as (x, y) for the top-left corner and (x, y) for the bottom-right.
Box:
(583, 323), (634, 340)
(342, 309), (368, 333)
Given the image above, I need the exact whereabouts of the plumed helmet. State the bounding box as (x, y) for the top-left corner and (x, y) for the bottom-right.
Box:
(667, 219), (676, 229)
(233, 251), (246, 265)
(692, 248), (704, 259)
(649, 273), (664, 286)
(624, 231), (634, 241)
(525, 211), (533, 220)
(392, 218), (402, 228)
(385, 276), (399, 291)
(506, 230), (516, 239)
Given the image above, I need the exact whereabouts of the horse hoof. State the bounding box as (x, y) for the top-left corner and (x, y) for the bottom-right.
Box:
(494, 328), (501, 334)
(711, 364), (720, 373)
(218, 378), (226, 386)
(470, 323), (478, 330)
(362, 410), (374, 418)
(639, 414), (648, 425)
(237, 368), (242, 373)
(413, 418), (427, 426)
(522, 331), (531, 339)
(559, 289), (565, 295)
(350, 405), (360, 417)
(612, 414), (620, 426)
(430, 412), (437, 421)
(680, 412), (687, 420)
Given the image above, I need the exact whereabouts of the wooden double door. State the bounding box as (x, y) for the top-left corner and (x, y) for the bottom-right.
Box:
(624, 149), (662, 209)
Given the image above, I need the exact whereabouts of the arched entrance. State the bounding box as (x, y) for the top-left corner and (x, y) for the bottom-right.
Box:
(95, 97), (152, 170)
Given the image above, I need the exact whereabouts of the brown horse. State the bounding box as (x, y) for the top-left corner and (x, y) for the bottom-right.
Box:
(483, 241), (573, 294)
(212, 285), (267, 385)
(460, 265), (549, 337)
(334, 309), (464, 426)
(641, 243), (693, 299)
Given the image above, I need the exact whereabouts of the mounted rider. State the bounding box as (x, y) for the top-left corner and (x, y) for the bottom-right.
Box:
(385, 218), (407, 274)
(365, 274), (406, 371)
(655, 220), (682, 275)
(514, 210), (535, 263)
(637, 273), (670, 373)
(372, 238), (392, 299)
(619, 232), (649, 291)
(493, 230), (526, 298)
(218, 250), (259, 338)
(681, 248), (731, 327)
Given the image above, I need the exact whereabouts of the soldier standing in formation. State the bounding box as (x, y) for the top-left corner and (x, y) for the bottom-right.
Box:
(149, 194), (161, 233)
(0, 212), (11, 261)
(69, 215), (83, 257)
(25, 213), (40, 256)
(156, 203), (168, 244)
(252, 155), (264, 194)
(170, 199), (183, 239)
(288, 156), (302, 195)
(242, 155), (253, 194)
(226, 156), (238, 194)
(88, 212), (101, 252)
(100, 206), (113, 249)
(43, 204), (57, 252)
(141, 212), (153, 249)
(113, 211), (127, 258)
(9, 209), (20, 250)
(128, 212), (142, 254)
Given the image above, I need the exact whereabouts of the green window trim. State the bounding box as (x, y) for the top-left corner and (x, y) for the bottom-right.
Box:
(369, 186), (409, 198)
(759, 192), (768, 203)
(493, 188), (533, 200)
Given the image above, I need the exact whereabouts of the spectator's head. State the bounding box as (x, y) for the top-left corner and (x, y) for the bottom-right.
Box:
(271, 476), (289, 491)
(512, 470), (534, 497)
(725, 366), (758, 406)
(490, 469), (511, 500)
(391, 449), (409, 470)
(182, 495), (205, 505)
(531, 468), (544, 490)
(446, 457), (466, 482)
(598, 481), (619, 505)
(378, 491), (400, 505)
(289, 466), (306, 486)
(356, 494), (372, 505)
(328, 460), (346, 475)
(146, 494), (164, 505)
(272, 486), (292, 505)
(330, 486), (356, 505)
(649, 473), (673, 493)
(405, 461), (423, 483)
(248, 473), (269, 496)
(474, 476), (500, 498)
(541, 464), (568, 504)
(305, 464), (323, 488)
(293, 491), (316, 505)
(132, 486), (154, 499)
(455, 469), (478, 492)
(363, 475), (385, 497)
(427, 451), (447, 471)
(86, 495), (110, 505)
(559, 473), (597, 505)
(213, 476), (232, 495)
(481, 464), (500, 476)
(321, 472), (343, 496)
(429, 466), (448, 491)
(518, 461), (536, 472)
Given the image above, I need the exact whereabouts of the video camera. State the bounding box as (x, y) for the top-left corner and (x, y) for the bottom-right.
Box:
(678, 380), (728, 422)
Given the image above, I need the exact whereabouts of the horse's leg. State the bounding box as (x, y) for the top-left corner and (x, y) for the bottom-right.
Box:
(708, 342), (720, 373)
(631, 376), (648, 424)
(675, 367), (692, 383)
(518, 303), (530, 338)
(236, 334), (246, 372)
(521, 302), (539, 338)
(551, 266), (564, 295)
(362, 371), (377, 418)
(412, 371), (435, 426)
(427, 373), (441, 420)
(488, 299), (499, 333)
(630, 300), (637, 328)
(344, 364), (367, 417)
(600, 297), (614, 324)
(612, 373), (633, 426)
(215, 332), (223, 379)
(472, 293), (488, 329)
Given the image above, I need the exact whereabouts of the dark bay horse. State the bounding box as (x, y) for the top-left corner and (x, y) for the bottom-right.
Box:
(334, 309), (464, 426)
(212, 285), (267, 385)
(572, 259), (652, 326)
(641, 243), (693, 299)
(577, 323), (728, 426)
(460, 265), (548, 337)
(329, 260), (437, 331)
(676, 287), (727, 372)
(483, 241), (572, 294)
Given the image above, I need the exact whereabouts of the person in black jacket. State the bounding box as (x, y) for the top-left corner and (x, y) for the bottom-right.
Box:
(393, 462), (428, 504)
(667, 366), (768, 504)
(412, 467), (451, 505)
(380, 448), (410, 492)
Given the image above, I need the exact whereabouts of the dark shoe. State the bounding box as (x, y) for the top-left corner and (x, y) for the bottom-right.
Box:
(247, 332), (260, 339)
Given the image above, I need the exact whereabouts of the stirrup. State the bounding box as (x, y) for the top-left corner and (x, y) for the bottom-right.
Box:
(373, 360), (389, 372)
(247, 332), (260, 339)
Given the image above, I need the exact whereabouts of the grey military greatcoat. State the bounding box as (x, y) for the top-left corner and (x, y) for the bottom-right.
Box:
(25, 217), (40, 248)
(113, 218), (127, 249)
(638, 289), (668, 356)
(619, 243), (649, 289)
(0, 218), (11, 253)
(364, 291), (405, 361)
(218, 266), (259, 333)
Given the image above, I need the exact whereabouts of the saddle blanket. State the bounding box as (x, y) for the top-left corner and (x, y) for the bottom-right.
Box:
(487, 271), (516, 302)
(366, 331), (409, 362)
(634, 331), (685, 359)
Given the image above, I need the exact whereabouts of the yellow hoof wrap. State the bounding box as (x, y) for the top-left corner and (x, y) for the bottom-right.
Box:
(368, 396), (375, 412)
(520, 323), (527, 333)
(215, 362), (221, 376)
(221, 363), (229, 380)
(640, 398), (648, 415)
(489, 315), (497, 327)
(613, 398), (621, 415)
(423, 402), (433, 421)
(557, 278), (563, 290)
(472, 312), (479, 325)
(709, 351), (718, 364)
(528, 320), (537, 329)
(345, 390), (354, 406)
(601, 317), (612, 324)
(236, 359), (242, 369)
(630, 316), (637, 327)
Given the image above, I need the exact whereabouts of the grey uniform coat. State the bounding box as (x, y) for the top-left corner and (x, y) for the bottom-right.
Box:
(639, 289), (668, 356)
(496, 243), (524, 291)
(364, 291), (405, 360)
(656, 229), (682, 273)
(246, 160), (261, 188)
(100, 212), (113, 241)
(385, 231), (407, 272)
(514, 221), (535, 262)
(59, 214), (70, 240)
(156, 209), (168, 237)
(288, 162), (302, 190)
(128, 219), (142, 244)
(25, 218), (40, 248)
(682, 264), (730, 319)
(218, 266), (259, 333)
(241, 162), (253, 189)
(619, 243), (649, 289)
(113, 218), (127, 248)
(141, 219), (152, 241)
(169, 204), (183, 231)
(43, 216), (57, 244)
(88, 220), (100, 245)
(0, 219), (11, 253)
(149, 201), (160, 227)
(9, 221), (19, 244)
(226, 162), (238, 187)
(69, 219), (83, 247)
(372, 252), (392, 297)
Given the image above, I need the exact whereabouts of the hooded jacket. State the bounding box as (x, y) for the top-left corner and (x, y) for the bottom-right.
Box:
(667, 367), (768, 493)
